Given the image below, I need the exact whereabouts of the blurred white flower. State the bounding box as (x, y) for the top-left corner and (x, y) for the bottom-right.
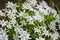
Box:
(22, 2), (34, 11)
(40, 1), (48, 8)
(33, 15), (44, 22)
(0, 20), (8, 27)
(6, 22), (12, 29)
(26, 0), (37, 6)
(36, 37), (45, 40)
(34, 27), (41, 33)
(48, 20), (57, 31)
(20, 20), (27, 25)
(0, 28), (8, 40)
(50, 31), (59, 40)
(18, 30), (31, 40)
(6, 1), (18, 9)
(0, 10), (5, 16)
(42, 29), (50, 37)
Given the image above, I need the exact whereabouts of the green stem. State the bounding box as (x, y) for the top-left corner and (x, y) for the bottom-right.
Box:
(56, 5), (60, 16)
(17, 0), (21, 12)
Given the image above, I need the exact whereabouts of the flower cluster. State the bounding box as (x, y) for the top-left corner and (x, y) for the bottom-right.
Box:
(0, 0), (60, 40)
(0, 28), (8, 40)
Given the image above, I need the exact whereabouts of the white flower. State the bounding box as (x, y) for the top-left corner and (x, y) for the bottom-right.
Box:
(39, 8), (45, 13)
(43, 7), (51, 15)
(33, 15), (44, 22)
(40, 1), (48, 8)
(0, 10), (5, 16)
(6, 22), (12, 29)
(36, 4), (50, 15)
(50, 31), (59, 40)
(14, 24), (29, 40)
(36, 37), (45, 40)
(0, 28), (8, 40)
(22, 2), (31, 9)
(36, 4), (43, 9)
(26, 0), (37, 6)
(9, 19), (17, 25)
(20, 20), (27, 25)
(42, 29), (50, 37)
(48, 21), (57, 31)
(12, 9), (17, 13)
(6, 1), (18, 9)
(14, 24), (21, 32)
(22, 2), (34, 11)
(18, 11), (25, 18)
(50, 8), (57, 17)
(6, 10), (16, 19)
(18, 30), (31, 40)
(26, 16), (34, 24)
(0, 20), (8, 27)
(34, 27), (41, 33)
(36, 4), (45, 14)
(26, 0), (31, 2)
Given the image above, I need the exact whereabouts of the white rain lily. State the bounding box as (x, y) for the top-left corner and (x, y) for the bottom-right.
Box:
(22, 2), (34, 11)
(6, 1), (18, 9)
(34, 27), (41, 33)
(18, 30), (31, 40)
(0, 10), (5, 16)
(50, 31), (59, 40)
(48, 21), (57, 31)
(0, 28), (8, 40)
(40, 1), (48, 8)
(0, 20), (8, 27)
(36, 37), (45, 40)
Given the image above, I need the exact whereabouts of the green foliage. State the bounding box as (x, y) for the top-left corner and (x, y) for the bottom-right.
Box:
(26, 9), (34, 16)
(22, 24), (39, 39)
(6, 27), (16, 40)
(17, 0), (22, 12)
(34, 20), (44, 26)
(44, 15), (56, 26)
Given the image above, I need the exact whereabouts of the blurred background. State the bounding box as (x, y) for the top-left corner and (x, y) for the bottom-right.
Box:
(0, 0), (17, 10)
(0, 0), (60, 13)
